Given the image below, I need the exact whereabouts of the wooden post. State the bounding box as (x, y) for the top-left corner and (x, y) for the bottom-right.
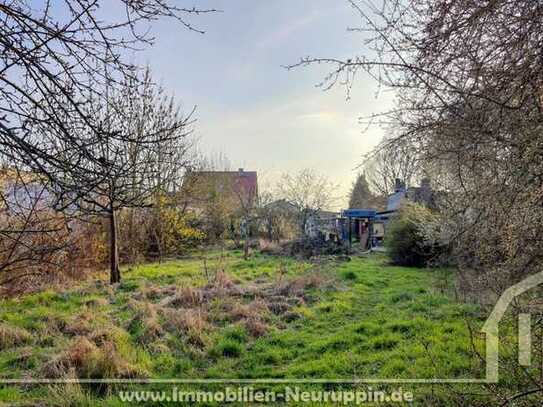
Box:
(348, 216), (352, 249)
(368, 219), (373, 250)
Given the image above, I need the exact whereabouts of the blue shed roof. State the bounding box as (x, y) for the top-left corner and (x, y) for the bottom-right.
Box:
(341, 209), (376, 218)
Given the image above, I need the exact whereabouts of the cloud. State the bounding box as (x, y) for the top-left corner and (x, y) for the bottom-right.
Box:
(297, 111), (341, 122)
(255, 10), (325, 49)
(197, 88), (389, 210)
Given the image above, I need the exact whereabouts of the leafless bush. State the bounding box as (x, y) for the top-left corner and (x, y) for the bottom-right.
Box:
(160, 308), (210, 348)
(0, 169), (79, 295)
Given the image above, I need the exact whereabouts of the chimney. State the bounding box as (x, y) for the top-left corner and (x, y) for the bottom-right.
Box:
(420, 177), (431, 189)
(394, 178), (405, 193)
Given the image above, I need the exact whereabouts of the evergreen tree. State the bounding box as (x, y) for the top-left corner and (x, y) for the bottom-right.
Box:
(349, 173), (377, 209)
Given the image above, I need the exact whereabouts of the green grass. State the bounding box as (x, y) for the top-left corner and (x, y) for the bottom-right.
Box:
(0, 249), (521, 405)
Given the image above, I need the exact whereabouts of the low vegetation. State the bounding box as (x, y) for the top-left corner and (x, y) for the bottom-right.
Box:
(0, 250), (486, 404)
(0, 250), (538, 405)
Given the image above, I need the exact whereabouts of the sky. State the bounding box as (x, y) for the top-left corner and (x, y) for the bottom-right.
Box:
(135, 0), (395, 208)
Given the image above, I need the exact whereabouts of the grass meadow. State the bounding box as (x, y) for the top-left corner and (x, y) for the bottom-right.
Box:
(0, 250), (527, 405)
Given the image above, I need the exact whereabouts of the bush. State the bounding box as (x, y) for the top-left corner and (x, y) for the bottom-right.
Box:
(118, 195), (205, 263)
(0, 210), (105, 296)
(210, 338), (243, 358)
(386, 203), (446, 267)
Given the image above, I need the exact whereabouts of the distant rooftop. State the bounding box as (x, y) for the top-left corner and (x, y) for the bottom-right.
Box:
(182, 168), (258, 205)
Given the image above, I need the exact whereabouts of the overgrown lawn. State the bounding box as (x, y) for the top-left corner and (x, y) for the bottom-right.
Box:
(0, 250), (498, 405)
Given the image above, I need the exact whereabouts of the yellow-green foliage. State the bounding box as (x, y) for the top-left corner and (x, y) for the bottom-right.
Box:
(147, 194), (205, 257)
(157, 207), (205, 250)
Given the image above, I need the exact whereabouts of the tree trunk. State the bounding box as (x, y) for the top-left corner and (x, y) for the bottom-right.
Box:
(267, 218), (273, 241)
(109, 208), (121, 284)
(244, 236), (249, 260)
(243, 218), (250, 260)
(127, 208), (136, 264)
(300, 210), (308, 237)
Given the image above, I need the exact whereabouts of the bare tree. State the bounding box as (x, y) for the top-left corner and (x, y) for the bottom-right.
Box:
(32, 71), (193, 283)
(276, 169), (338, 236)
(232, 180), (259, 260)
(363, 138), (421, 196)
(0, 168), (73, 293)
(289, 0), (543, 280)
(0, 0), (215, 166)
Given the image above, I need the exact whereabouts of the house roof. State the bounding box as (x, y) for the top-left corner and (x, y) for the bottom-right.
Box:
(386, 191), (406, 212)
(386, 179), (434, 211)
(265, 199), (298, 212)
(182, 169), (258, 204)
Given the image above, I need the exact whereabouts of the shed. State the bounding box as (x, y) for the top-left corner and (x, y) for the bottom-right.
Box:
(340, 209), (377, 249)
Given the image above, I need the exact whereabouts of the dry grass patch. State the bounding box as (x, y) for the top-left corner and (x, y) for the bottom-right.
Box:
(267, 301), (291, 315)
(243, 317), (269, 337)
(0, 324), (31, 350)
(42, 336), (144, 379)
(213, 271), (235, 288)
(161, 308), (210, 348)
(47, 369), (94, 406)
(62, 312), (94, 337)
(87, 327), (121, 347)
(84, 297), (109, 307)
(159, 286), (204, 308)
(152, 269), (333, 343)
(126, 300), (163, 344)
(225, 300), (271, 338)
(276, 272), (330, 297)
(139, 284), (176, 301)
(229, 299), (269, 321)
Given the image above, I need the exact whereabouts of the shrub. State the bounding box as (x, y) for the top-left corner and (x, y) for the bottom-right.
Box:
(211, 338), (243, 358)
(386, 203), (446, 267)
(143, 198), (206, 260)
(118, 197), (205, 264)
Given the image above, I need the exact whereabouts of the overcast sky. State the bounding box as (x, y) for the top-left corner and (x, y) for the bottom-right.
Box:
(135, 0), (394, 208)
